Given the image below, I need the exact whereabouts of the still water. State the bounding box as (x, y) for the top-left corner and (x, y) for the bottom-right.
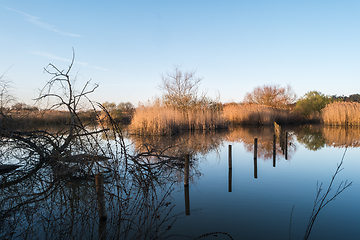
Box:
(1, 125), (360, 239)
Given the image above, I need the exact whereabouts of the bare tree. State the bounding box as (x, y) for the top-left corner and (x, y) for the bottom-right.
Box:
(244, 84), (296, 108)
(0, 67), (16, 115)
(159, 66), (203, 110)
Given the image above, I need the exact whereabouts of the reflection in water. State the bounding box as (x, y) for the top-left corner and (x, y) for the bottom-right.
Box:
(322, 125), (360, 148)
(273, 134), (276, 167)
(184, 154), (190, 216)
(226, 126), (296, 162)
(1, 124), (360, 239)
(254, 138), (258, 179)
(228, 145), (232, 192)
(295, 125), (326, 151)
(294, 125), (360, 150)
(0, 131), (183, 239)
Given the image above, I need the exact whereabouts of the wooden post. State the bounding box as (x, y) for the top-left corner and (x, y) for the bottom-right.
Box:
(273, 134), (276, 167)
(254, 138), (258, 179)
(95, 173), (107, 240)
(228, 145), (232, 192)
(184, 154), (190, 215)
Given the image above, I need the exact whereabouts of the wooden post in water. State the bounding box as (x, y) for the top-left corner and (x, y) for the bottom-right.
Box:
(273, 134), (276, 167)
(285, 132), (288, 160)
(254, 138), (258, 179)
(228, 145), (232, 192)
(95, 173), (107, 240)
(184, 154), (190, 215)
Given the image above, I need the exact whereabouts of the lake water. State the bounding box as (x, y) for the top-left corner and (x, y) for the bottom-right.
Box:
(1, 125), (360, 239)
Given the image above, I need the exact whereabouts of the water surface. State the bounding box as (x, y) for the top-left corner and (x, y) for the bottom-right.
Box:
(1, 125), (359, 239)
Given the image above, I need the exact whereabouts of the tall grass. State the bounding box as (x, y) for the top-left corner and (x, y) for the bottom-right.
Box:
(223, 104), (299, 125)
(322, 102), (360, 126)
(128, 106), (226, 135)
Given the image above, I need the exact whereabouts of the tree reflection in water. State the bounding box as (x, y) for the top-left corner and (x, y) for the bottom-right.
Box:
(0, 130), (190, 239)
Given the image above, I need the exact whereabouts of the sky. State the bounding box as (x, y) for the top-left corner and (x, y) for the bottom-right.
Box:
(0, 0), (359, 107)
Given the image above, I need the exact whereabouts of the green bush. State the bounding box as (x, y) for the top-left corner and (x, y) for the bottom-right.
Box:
(295, 91), (333, 117)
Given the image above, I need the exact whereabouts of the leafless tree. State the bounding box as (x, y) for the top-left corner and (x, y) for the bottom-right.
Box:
(159, 66), (204, 110)
(244, 84), (296, 108)
(0, 66), (16, 115)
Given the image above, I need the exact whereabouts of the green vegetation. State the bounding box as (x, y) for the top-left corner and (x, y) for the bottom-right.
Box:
(295, 91), (333, 117)
(101, 101), (135, 123)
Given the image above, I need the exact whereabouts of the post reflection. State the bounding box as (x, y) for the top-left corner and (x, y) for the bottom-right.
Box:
(95, 173), (107, 240)
(228, 145), (232, 192)
(273, 134), (276, 167)
(184, 154), (190, 215)
(254, 138), (258, 179)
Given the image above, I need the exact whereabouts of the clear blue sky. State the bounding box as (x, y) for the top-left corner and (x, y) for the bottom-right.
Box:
(1, 0), (359, 106)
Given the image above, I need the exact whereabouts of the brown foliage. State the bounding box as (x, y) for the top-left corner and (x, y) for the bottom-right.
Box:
(244, 84), (296, 108)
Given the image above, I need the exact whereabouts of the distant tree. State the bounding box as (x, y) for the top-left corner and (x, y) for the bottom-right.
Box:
(101, 101), (135, 123)
(11, 102), (39, 111)
(159, 67), (204, 110)
(102, 102), (122, 120)
(348, 94), (360, 103)
(117, 102), (135, 114)
(102, 102), (117, 111)
(243, 84), (296, 108)
(330, 95), (345, 102)
(0, 70), (15, 114)
(295, 91), (333, 117)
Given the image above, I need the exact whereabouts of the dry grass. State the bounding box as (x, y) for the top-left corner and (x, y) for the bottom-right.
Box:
(322, 102), (360, 126)
(128, 106), (226, 135)
(223, 104), (299, 125)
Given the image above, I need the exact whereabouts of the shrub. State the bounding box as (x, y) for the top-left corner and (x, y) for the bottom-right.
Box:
(295, 91), (332, 117)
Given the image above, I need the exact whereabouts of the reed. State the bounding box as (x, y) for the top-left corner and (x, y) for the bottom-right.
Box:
(223, 104), (298, 125)
(128, 105), (226, 135)
(322, 102), (360, 126)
